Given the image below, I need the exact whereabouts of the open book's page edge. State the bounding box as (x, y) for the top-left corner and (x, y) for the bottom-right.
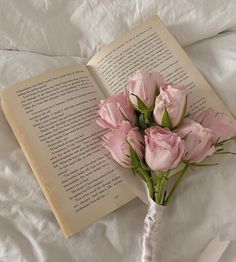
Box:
(0, 64), (92, 237)
(1, 96), (72, 237)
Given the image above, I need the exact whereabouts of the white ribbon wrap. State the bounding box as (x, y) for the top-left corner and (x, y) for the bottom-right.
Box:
(117, 167), (229, 261)
(141, 200), (166, 262)
(117, 168), (166, 261)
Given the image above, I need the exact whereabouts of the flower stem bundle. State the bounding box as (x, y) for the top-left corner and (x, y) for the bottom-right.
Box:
(97, 70), (236, 206)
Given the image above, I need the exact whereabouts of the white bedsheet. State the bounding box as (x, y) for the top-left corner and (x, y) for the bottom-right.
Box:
(0, 1), (236, 261)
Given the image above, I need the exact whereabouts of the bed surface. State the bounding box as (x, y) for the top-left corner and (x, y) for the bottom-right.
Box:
(0, 1), (236, 261)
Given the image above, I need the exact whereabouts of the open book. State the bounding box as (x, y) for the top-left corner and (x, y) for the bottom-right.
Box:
(1, 16), (232, 238)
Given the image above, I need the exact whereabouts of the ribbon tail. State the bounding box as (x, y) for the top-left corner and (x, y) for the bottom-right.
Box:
(198, 234), (230, 262)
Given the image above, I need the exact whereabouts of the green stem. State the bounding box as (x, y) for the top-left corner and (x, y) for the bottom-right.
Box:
(214, 136), (236, 147)
(144, 111), (149, 122)
(143, 111), (151, 128)
(215, 151), (236, 155)
(139, 112), (150, 131)
(137, 167), (154, 199)
(163, 165), (189, 206)
(155, 178), (161, 204)
(152, 171), (160, 202)
(155, 171), (169, 205)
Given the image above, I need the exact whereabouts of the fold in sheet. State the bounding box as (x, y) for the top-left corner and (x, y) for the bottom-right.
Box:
(0, 25), (236, 261)
(0, 1), (236, 56)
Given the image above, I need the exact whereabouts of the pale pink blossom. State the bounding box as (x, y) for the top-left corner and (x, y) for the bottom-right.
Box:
(97, 92), (136, 129)
(192, 107), (236, 143)
(128, 70), (164, 110)
(154, 84), (188, 128)
(175, 119), (215, 163)
(102, 122), (144, 168)
(145, 126), (184, 171)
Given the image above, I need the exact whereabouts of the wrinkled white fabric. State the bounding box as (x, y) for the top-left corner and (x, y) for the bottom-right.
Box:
(0, 0), (236, 57)
(0, 1), (236, 262)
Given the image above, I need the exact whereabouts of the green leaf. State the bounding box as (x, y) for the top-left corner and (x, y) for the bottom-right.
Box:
(137, 167), (154, 199)
(161, 107), (173, 129)
(214, 136), (236, 147)
(130, 93), (148, 112)
(188, 162), (218, 167)
(140, 160), (150, 170)
(163, 165), (189, 205)
(139, 113), (146, 131)
(155, 171), (170, 204)
(215, 151), (236, 155)
(129, 145), (141, 168)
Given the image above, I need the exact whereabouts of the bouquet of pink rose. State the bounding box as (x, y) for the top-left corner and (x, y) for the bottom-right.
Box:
(96, 70), (236, 261)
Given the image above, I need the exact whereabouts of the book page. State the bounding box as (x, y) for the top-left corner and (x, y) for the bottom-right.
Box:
(87, 16), (232, 116)
(1, 65), (135, 238)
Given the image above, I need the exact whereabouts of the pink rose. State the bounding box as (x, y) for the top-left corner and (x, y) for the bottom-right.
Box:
(128, 70), (164, 110)
(144, 126), (185, 171)
(102, 122), (144, 168)
(96, 92), (136, 129)
(153, 84), (188, 128)
(175, 119), (215, 163)
(192, 107), (236, 143)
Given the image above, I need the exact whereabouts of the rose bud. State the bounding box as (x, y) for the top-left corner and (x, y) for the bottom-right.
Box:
(96, 92), (136, 129)
(144, 126), (185, 171)
(192, 107), (236, 143)
(128, 70), (164, 111)
(174, 119), (215, 163)
(102, 121), (144, 168)
(153, 84), (188, 129)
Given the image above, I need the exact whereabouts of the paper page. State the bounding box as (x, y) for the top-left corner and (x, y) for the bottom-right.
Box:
(1, 65), (135, 237)
(87, 16), (232, 116)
